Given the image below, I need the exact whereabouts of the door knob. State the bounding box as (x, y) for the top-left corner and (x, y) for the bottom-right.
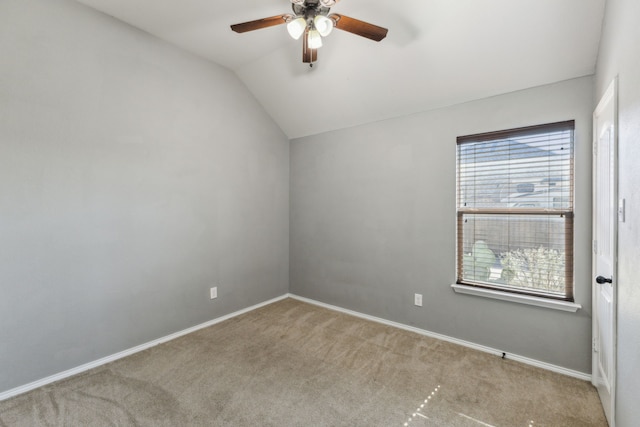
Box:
(596, 275), (613, 284)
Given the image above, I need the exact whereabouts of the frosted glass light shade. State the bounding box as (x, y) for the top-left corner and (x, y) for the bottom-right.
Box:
(308, 29), (323, 49)
(314, 15), (333, 37)
(287, 17), (307, 40)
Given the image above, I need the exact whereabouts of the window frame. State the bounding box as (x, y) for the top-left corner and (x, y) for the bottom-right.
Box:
(455, 120), (575, 302)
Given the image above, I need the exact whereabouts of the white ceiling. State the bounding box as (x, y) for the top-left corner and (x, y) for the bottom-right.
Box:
(74, 0), (606, 138)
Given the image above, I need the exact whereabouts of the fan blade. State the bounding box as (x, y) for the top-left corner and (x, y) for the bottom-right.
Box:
(329, 14), (388, 41)
(302, 28), (318, 63)
(231, 15), (289, 33)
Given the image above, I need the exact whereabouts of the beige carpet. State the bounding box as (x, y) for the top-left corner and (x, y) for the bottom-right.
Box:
(0, 298), (606, 426)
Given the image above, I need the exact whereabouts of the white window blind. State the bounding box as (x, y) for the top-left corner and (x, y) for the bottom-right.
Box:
(456, 121), (574, 301)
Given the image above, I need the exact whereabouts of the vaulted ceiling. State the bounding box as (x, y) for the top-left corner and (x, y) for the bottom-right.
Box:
(74, 0), (607, 138)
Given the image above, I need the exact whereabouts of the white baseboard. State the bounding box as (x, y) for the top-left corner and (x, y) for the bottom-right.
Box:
(0, 294), (289, 402)
(288, 293), (592, 382)
(1, 292), (590, 401)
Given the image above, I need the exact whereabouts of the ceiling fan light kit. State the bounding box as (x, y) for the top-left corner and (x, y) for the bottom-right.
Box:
(307, 29), (323, 49)
(231, 0), (388, 65)
(314, 15), (334, 37)
(287, 17), (307, 40)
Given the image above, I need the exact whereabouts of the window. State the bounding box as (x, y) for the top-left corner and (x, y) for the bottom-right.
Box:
(456, 121), (574, 301)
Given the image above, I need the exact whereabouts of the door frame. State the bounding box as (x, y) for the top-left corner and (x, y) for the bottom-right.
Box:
(592, 77), (618, 426)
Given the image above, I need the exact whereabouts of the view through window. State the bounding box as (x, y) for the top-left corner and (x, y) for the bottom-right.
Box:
(456, 121), (575, 301)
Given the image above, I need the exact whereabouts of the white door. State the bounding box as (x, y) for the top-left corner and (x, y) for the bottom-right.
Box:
(592, 78), (617, 426)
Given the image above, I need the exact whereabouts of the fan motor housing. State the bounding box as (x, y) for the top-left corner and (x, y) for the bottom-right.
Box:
(292, 2), (331, 18)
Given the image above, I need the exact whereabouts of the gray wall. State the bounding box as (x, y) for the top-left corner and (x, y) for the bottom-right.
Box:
(0, 0), (289, 393)
(595, 0), (640, 424)
(291, 76), (594, 373)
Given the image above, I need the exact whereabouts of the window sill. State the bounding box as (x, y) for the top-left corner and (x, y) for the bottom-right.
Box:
(451, 284), (581, 312)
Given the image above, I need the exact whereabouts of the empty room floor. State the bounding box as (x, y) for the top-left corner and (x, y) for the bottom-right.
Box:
(0, 298), (607, 426)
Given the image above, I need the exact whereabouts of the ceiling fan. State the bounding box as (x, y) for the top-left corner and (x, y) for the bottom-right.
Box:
(231, 0), (388, 65)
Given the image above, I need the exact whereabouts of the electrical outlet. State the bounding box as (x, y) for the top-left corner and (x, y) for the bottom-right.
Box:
(414, 293), (423, 307)
(210, 287), (218, 299)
